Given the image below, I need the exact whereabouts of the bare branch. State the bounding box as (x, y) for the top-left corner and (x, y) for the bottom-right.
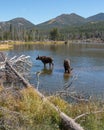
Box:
(74, 110), (104, 121)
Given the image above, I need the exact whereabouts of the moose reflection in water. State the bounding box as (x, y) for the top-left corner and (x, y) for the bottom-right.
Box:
(41, 67), (53, 75)
(36, 55), (54, 68)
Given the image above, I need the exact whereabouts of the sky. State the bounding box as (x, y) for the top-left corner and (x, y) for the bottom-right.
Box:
(0, 0), (104, 25)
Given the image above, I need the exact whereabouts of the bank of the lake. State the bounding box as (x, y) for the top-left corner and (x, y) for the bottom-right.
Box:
(0, 44), (13, 50)
(0, 41), (65, 50)
(0, 38), (104, 50)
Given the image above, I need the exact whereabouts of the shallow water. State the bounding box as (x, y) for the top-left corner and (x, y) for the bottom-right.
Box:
(6, 43), (104, 97)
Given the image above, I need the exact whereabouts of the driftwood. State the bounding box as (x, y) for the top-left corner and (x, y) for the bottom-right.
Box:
(0, 52), (32, 85)
(74, 110), (104, 121)
(55, 75), (89, 103)
(60, 112), (84, 130)
(4, 60), (84, 130)
(5, 61), (31, 88)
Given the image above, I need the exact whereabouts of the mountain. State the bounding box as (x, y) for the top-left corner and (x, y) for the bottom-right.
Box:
(36, 13), (86, 29)
(0, 13), (104, 41)
(36, 13), (104, 30)
(0, 17), (35, 31)
(0, 13), (104, 32)
(86, 13), (104, 22)
(8, 18), (35, 28)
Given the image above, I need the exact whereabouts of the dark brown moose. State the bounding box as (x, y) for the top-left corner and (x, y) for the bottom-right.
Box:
(36, 55), (54, 68)
(63, 59), (71, 73)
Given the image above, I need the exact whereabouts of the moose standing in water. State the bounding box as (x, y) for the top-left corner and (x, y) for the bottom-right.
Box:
(36, 55), (54, 68)
(63, 59), (71, 73)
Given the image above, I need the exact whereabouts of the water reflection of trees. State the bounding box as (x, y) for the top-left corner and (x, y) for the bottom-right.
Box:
(13, 44), (35, 50)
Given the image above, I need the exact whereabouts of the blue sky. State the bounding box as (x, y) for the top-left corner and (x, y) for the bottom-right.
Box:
(0, 0), (104, 25)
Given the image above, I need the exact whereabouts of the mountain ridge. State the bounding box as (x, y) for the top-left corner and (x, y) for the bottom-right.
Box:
(36, 12), (104, 29)
(0, 17), (35, 31)
(0, 12), (104, 31)
(86, 12), (104, 22)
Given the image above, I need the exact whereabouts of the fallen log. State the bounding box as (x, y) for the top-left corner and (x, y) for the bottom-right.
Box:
(60, 112), (84, 130)
(5, 61), (84, 130)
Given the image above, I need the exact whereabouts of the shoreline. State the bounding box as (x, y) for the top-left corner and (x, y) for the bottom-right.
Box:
(0, 44), (13, 50)
(0, 39), (104, 50)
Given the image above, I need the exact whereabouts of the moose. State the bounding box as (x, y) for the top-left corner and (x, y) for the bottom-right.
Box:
(63, 59), (71, 73)
(36, 55), (54, 68)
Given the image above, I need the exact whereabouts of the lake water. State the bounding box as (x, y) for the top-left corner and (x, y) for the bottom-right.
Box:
(6, 43), (104, 98)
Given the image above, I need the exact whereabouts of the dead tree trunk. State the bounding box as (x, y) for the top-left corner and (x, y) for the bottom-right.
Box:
(5, 61), (31, 87)
(60, 112), (84, 130)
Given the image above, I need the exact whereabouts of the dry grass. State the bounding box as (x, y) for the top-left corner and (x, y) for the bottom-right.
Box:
(0, 87), (60, 130)
(0, 44), (13, 50)
(49, 96), (104, 130)
(0, 41), (65, 50)
(0, 86), (104, 130)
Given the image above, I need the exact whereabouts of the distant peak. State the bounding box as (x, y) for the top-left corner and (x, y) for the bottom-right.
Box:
(11, 17), (27, 21)
(58, 13), (78, 17)
(97, 12), (104, 15)
(87, 12), (104, 22)
(70, 13), (77, 15)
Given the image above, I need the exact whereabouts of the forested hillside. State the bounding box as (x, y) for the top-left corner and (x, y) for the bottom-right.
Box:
(0, 13), (104, 42)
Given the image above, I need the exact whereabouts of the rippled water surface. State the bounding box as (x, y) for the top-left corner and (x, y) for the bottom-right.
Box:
(6, 43), (104, 97)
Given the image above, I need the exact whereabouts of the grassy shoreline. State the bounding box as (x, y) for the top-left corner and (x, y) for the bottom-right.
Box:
(0, 44), (13, 50)
(0, 39), (104, 50)
(0, 41), (65, 50)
